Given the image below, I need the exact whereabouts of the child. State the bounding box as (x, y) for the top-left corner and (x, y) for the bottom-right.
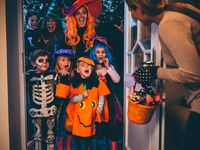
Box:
(24, 10), (43, 70)
(66, 57), (110, 150)
(89, 36), (122, 150)
(26, 49), (58, 150)
(53, 49), (75, 150)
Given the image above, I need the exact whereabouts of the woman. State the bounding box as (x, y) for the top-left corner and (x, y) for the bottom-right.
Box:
(126, 0), (200, 150)
(41, 17), (66, 57)
(63, 0), (102, 58)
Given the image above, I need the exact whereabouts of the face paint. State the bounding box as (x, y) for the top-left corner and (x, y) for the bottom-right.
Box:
(34, 55), (49, 73)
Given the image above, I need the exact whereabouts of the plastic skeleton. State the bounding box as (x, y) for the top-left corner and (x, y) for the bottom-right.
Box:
(28, 73), (58, 150)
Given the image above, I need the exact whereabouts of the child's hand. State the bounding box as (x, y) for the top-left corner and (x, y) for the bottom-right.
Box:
(83, 90), (88, 98)
(104, 58), (109, 69)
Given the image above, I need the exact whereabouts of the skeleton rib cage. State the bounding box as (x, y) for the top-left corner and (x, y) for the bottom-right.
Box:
(29, 74), (57, 118)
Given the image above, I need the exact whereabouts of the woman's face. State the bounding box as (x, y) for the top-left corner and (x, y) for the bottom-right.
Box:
(95, 47), (106, 64)
(46, 18), (57, 33)
(27, 15), (38, 30)
(74, 6), (88, 28)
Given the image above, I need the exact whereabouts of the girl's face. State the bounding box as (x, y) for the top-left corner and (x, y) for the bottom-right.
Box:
(77, 61), (93, 78)
(46, 18), (57, 33)
(27, 15), (38, 30)
(33, 55), (49, 73)
(95, 47), (106, 64)
(57, 56), (71, 72)
(74, 6), (88, 28)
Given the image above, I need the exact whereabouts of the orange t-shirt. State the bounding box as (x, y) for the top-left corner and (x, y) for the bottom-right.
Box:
(66, 79), (110, 137)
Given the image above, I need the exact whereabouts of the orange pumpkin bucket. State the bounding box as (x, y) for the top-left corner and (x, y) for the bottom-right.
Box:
(128, 98), (156, 124)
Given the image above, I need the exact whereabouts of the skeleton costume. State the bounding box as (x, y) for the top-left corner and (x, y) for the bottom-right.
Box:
(26, 68), (58, 150)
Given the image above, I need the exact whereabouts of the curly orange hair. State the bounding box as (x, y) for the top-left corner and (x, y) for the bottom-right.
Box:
(64, 6), (96, 48)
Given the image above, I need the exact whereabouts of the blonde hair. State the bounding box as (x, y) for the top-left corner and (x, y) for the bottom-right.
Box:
(54, 59), (61, 74)
(64, 6), (96, 48)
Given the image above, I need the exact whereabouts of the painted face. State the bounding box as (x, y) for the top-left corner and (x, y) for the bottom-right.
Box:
(57, 56), (71, 72)
(46, 18), (57, 33)
(74, 6), (88, 28)
(128, 7), (153, 26)
(95, 47), (106, 64)
(33, 55), (49, 73)
(27, 15), (38, 30)
(77, 61), (93, 78)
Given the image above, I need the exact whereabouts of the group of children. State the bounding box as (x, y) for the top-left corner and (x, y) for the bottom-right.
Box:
(26, 35), (123, 150)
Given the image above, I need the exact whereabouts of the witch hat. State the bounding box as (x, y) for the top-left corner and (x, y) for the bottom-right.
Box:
(63, 0), (102, 19)
(46, 0), (65, 20)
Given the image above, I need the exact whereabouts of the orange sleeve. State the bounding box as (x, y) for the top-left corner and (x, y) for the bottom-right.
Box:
(55, 83), (70, 99)
(98, 80), (110, 96)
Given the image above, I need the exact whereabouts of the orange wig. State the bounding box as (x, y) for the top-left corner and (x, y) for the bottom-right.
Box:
(64, 6), (96, 48)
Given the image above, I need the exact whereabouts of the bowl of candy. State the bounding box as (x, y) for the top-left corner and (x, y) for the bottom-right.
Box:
(128, 85), (163, 124)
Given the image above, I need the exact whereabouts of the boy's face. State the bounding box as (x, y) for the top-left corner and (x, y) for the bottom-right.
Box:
(28, 15), (38, 30)
(57, 56), (71, 72)
(32, 55), (49, 73)
(95, 47), (106, 64)
(76, 61), (93, 78)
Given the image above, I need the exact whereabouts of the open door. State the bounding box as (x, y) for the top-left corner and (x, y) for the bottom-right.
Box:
(123, 2), (165, 150)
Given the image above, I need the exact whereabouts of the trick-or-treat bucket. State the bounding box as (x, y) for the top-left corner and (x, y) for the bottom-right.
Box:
(128, 98), (156, 124)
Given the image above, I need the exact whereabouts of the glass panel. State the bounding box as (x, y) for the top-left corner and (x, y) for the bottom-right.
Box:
(140, 26), (151, 50)
(134, 46), (144, 67)
(131, 20), (137, 48)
